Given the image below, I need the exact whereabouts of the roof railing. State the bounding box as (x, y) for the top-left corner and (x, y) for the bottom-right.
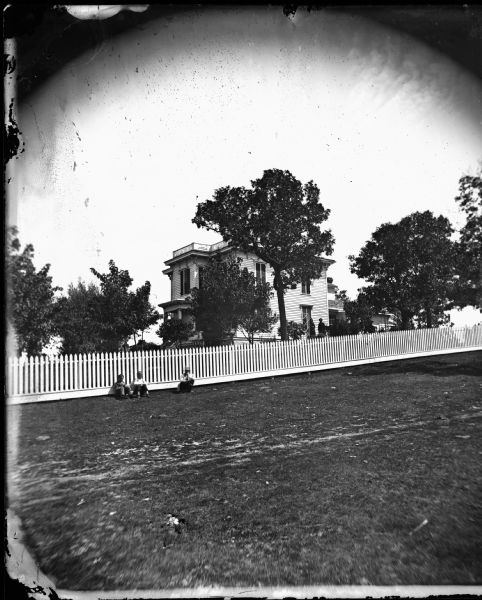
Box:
(172, 240), (229, 258)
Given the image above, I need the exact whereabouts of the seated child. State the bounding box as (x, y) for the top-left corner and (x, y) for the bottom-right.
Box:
(114, 374), (130, 399)
(177, 367), (195, 393)
(131, 371), (149, 398)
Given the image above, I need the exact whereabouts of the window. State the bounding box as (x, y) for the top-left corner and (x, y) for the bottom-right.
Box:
(301, 305), (312, 328)
(256, 262), (266, 284)
(180, 268), (190, 295)
(198, 267), (204, 290)
(301, 279), (311, 294)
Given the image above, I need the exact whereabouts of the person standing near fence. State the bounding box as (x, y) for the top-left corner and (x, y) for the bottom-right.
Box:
(318, 318), (327, 337)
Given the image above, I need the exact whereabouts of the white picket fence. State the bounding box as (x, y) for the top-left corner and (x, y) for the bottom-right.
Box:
(6, 325), (482, 404)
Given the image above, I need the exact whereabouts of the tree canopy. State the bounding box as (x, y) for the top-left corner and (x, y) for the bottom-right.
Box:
(349, 211), (457, 329)
(188, 256), (277, 345)
(453, 170), (482, 308)
(89, 260), (160, 352)
(6, 227), (61, 355)
(55, 281), (104, 354)
(336, 290), (376, 334)
(156, 318), (194, 348)
(130, 281), (162, 344)
(193, 168), (334, 340)
(235, 267), (278, 344)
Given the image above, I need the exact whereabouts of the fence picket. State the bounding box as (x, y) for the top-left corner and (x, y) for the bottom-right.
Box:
(40, 356), (45, 392)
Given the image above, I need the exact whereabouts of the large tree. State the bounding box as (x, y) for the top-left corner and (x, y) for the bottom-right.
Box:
(349, 211), (457, 329)
(453, 170), (482, 308)
(54, 280), (103, 354)
(193, 168), (334, 340)
(6, 227), (62, 355)
(90, 260), (160, 351)
(130, 281), (161, 344)
(91, 261), (134, 351)
(188, 256), (277, 345)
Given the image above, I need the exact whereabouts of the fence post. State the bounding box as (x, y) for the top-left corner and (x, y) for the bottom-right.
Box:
(8, 357), (15, 397)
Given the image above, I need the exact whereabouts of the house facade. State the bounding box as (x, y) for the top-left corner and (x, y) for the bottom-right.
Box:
(160, 240), (335, 343)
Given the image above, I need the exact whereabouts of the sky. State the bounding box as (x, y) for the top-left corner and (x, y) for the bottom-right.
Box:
(8, 6), (482, 334)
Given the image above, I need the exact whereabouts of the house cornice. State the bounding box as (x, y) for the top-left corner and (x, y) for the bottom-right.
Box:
(164, 244), (231, 267)
(164, 240), (336, 268)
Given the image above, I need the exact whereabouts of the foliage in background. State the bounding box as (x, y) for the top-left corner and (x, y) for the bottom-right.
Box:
(308, 317), (316, 338)
(157, 318), (194, 348)
(6, 227), (61, 355)
(279, 320), (306, 340)
(452, 170), (482, 308)
(336, 290), (376, 334)
(236, 268), (278, 344)
(128, 340), (162, 352)
(55, 281), (104, 354)
(189, 256), (277, 345)
(350, 211), (457, 329)
(89, 260), (160, 352)
(130, 281), (161, 344)
(193, 168), (334, 340)
(328, 319), (351, 337)
(90, 260), (136, 350)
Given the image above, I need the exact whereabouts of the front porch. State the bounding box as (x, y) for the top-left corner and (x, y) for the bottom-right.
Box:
(159, 298), (192, 323)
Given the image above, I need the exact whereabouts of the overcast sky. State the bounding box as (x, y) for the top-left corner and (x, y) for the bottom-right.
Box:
(8, 6), (482, 330)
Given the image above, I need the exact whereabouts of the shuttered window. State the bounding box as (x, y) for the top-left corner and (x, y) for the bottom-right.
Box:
(180, 268), (190, 295)
(256, 263), (266, 284)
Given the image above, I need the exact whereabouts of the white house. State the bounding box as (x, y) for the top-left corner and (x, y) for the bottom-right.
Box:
(160, 240), (334, 343)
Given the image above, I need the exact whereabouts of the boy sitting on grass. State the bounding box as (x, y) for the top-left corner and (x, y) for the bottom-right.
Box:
(131, 371), (149, 398)
(114, 374), (131, 399)
(177, 367), (195, 393)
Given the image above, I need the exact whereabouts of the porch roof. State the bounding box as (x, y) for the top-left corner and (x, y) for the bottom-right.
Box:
(158, 299), (191, 311)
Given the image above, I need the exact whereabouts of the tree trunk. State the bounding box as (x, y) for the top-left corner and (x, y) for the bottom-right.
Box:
(273, 268), (287, 341)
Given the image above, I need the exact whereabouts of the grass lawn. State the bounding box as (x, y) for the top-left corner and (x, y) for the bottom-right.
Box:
(7, 351), (482, 590)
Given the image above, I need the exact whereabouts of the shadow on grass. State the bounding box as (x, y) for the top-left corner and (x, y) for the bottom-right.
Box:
(350, 352), (482, 379)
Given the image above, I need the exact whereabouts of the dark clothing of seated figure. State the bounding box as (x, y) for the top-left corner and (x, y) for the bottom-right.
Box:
(179, 380), (193, 393)
(177, 369), (195, 393)
(132, 383), (149, 397)
(131, 372), (149, 397)
(114, 375), (130, 398)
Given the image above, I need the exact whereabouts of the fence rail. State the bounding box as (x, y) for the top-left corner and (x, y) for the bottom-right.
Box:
(6, 325), (482, 403)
